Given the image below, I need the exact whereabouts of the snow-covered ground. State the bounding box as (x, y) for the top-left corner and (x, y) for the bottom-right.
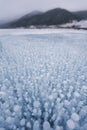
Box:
(60, 20), (87, 29)
(0, 29), (87, 130)
(0, 28), (87, 36)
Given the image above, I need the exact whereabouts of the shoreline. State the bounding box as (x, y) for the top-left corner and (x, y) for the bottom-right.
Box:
(0, 26), (87, 30)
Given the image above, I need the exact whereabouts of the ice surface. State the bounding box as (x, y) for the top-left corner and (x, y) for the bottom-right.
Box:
(0, 29), (87, 130)
(0, 128), (6, 130)
(0, 28), (86, 36)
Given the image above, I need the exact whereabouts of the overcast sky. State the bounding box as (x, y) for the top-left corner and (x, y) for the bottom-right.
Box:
(0, 0), (87, 22)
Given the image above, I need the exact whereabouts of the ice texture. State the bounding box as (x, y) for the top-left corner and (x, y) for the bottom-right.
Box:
(0, 29), (87, 130)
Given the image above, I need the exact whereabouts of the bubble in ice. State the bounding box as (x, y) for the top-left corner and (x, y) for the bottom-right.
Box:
(20, 119), (26, 126)
(67, 119), (75, 130)
(0, 30), (87, 130)
(71, 113), (80, 122)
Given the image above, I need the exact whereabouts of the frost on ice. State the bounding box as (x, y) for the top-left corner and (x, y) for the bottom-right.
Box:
(0, 30), (87, 130)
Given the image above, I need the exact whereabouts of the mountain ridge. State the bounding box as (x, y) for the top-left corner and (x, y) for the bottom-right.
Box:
(73, 10), (87, 20)
(8, 8), (78, 28)
(0, 8), (87, 28)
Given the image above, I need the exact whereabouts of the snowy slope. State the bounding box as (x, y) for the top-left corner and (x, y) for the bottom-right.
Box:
(0, 29), (87, 130)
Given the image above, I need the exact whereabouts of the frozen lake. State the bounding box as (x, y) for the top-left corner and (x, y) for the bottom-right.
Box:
(0, 29), (87, 130)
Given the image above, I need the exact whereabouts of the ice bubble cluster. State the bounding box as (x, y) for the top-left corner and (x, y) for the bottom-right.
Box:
(0, 31), (87, 130)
